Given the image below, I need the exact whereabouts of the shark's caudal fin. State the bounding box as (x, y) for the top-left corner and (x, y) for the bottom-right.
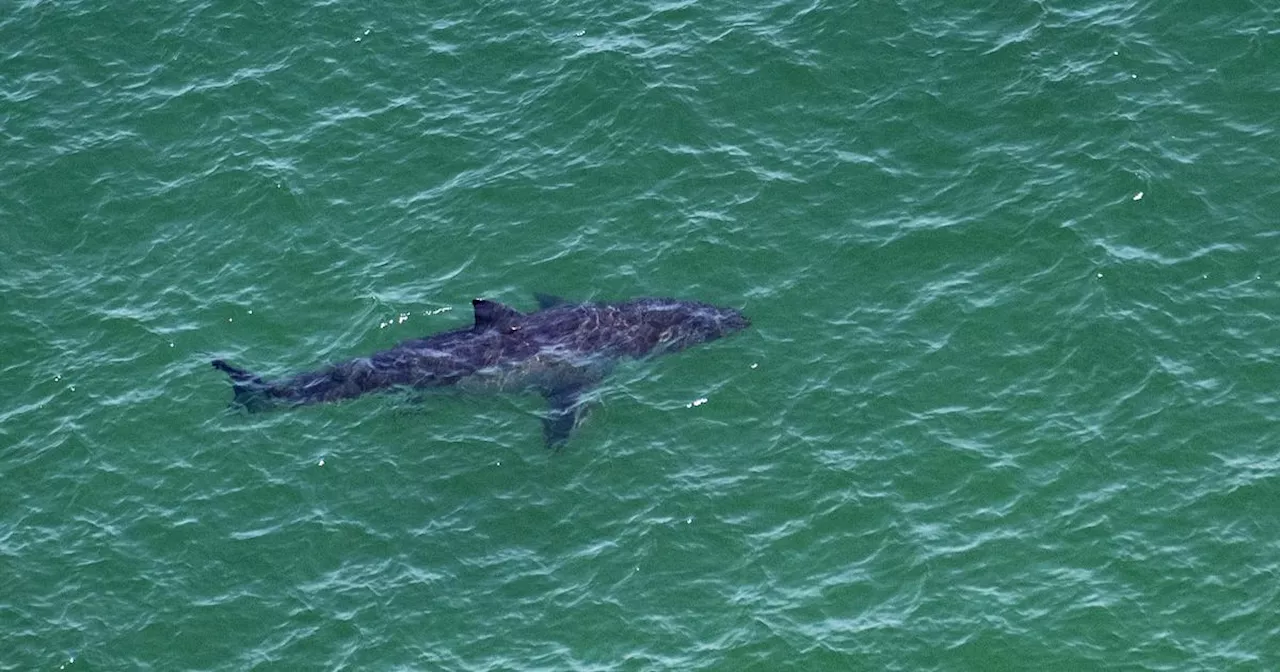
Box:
(211, 359), (274, 412)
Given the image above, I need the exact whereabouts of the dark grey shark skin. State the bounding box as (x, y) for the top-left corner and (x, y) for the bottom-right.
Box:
(212, 295), (749, 447)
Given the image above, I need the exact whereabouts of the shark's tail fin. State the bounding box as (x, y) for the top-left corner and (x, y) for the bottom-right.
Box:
(212, 359), (275, 412)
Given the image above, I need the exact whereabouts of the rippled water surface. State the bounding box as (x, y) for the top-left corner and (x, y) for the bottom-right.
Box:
(3, 0), (1278, 669)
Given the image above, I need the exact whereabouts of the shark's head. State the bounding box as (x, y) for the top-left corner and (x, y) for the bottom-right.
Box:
(626, 298), (750, 355)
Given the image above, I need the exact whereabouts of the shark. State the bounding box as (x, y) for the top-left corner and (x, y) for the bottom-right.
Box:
(212, 294), (750, 447)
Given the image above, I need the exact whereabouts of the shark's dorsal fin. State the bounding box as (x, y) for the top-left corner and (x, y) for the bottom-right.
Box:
(472, 299), (524, 332)
(534, 293), (571, 309)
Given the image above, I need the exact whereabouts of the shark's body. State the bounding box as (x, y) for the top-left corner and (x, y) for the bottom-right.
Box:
(212, 295), (749, 447)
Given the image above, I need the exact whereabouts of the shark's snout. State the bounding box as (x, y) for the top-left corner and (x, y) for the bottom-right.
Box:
(718, 309), (750, 334)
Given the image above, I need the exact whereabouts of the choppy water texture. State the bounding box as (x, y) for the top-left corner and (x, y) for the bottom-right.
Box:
(3, 0), (1279, 669)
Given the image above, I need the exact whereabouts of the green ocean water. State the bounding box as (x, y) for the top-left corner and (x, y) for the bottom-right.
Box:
(3, 0), (1279, 669)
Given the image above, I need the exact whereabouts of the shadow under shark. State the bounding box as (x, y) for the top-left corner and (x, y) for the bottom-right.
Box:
(212, 294), (750, 448)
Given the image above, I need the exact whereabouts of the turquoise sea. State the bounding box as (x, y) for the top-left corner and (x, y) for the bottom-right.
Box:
(3, 0), (1278, 669)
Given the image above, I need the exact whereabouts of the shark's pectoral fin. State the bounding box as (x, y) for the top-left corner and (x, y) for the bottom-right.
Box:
(541, 386), (594, 451)
(534, 293), (571, 310)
